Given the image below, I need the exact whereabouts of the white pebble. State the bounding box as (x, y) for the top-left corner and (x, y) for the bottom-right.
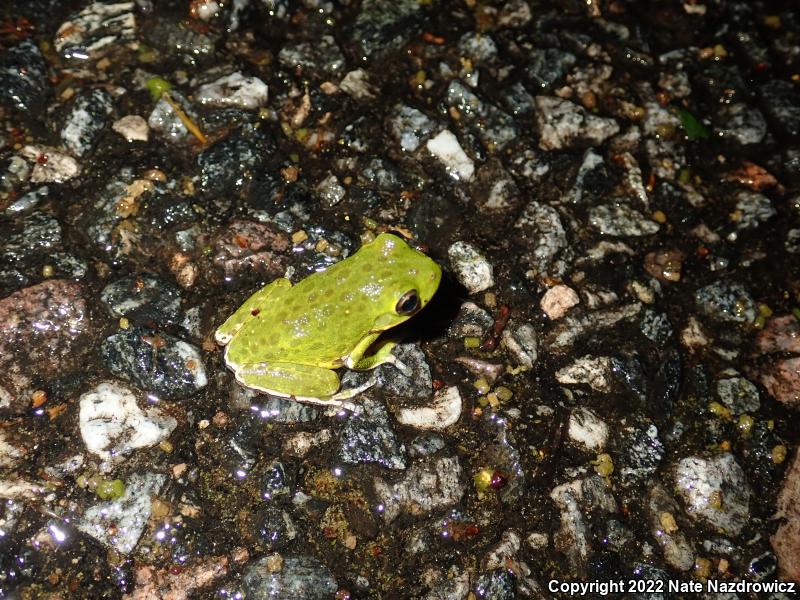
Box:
(394, 386), (462, 430)
(448, 241), (494, 294)
(426, 130), (474, 181)
(540, 284), (579, 319)
(112, 115), (149, 142)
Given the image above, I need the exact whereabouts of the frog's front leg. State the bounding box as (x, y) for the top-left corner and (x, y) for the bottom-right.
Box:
(215, 278), (292, 345)
(346, 333), (411, 376)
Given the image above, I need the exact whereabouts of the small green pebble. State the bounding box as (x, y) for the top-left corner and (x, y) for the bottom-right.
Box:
(96, 479), (125, 500)
(473, 468), (493, 492)
(593, 453), (614, 477)
(737, 414), (754, 437)
(792, 307), (800, 322)
(495, 386), (513, 401)
(709, 401), (732, 420)
(464, 336), (481, 349)
(41, 264), (54, 278)
(473, 378), (490, 394)
(146, 77), (172, 101)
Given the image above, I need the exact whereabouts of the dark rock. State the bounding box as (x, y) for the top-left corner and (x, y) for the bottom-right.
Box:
(252, 506), (296, 551)
(339, 398), (406, 470)
(198, 126), (274, 201)
(759, 80), (800, 139)
(0, 40), (48, 112)
(100, 326), (207, 399)
(242, 555), (337, 600)
(61, 89), (115, 157)
(352, 0), (422, 60)
(475, 569), (516, 600)
(100, 273), (183, 326)
(694, 280), (757, 323)
(261, 459), (295, 502)
(524, 48), (576, 90)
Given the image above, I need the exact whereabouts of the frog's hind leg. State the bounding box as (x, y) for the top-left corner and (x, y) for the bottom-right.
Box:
(215, 278), (292, 345)
(235, 361), (342, 401)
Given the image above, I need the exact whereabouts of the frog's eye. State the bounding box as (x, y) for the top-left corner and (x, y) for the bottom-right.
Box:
(396, 289), (420, 315)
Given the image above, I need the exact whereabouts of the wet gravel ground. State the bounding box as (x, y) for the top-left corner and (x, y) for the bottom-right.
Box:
(1, 0), (800, 598)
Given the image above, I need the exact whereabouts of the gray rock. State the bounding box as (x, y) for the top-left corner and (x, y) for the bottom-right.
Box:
(0, 211), (62, 267)
(589, 200), (660, 236)
(448, 241), (494, 294)
(100, 273), (183, 326)
(61, 89), (114, 156)
(640, 310), (673, 345)
(619, 424), (664, 483)
(673, 454), (751, 535)
(513, 201), (570, 279)
(408, 433), (446, 457)
(234, 386), (321, 423)
(648, 484), (696, 571)
(715, 374), (760, 414)
(148, 91), (200, 144)
(715, 103), (767, 145)
(261, 459), (295, 502)
(242, 555), (337, 600)
(733, 190), (776, 231)
(475, 569), (516, 600)
(535, 96), (620, 150)
(278, 36), (345, 76)
(375, 343), (433, 400)
(389, 104), (437, 153)
(501, 320), (539, 368)
(374, 456), (464, 522)
(195, 71), (268, 110)
(78, 472), (167, 555)
(694, 281), (757, 324)
(55, 2), (136, 60)
(445, 81), (518, 150)
(101, 326), (207, 399)
(340, 398), (406, 470)
(524, 48), (576, 90)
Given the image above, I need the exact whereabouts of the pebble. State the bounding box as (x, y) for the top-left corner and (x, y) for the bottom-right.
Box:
(771, 450), (800, 581)
(589, 200), (660, 236)
(195, 71), (268, 109)
(0, 39), (49, 112)
(55, 2), (136, 60)
(673, 454), (751, 536)
(513, 201), (569, 279)
(113, 115), (149, 142)
(339, 398), (407, 470)
(501, 320), (539, 368)
(647, 484), (695, 571)
(79, 381), (177, 461)
(567, 407), (608, 452)
(540, 285), (580, 320)
(374, 343), (433, 400)
(0, 280), (91, 413)
(78, 472), (167, 555)
(61, 89), (114, 156)
(242, 555), (337, 600)
(393, 386), (462, 430)
(100, 326), (207, 400)
(447, 241), (494, 294)
(19, 145), (81, 183)
(694, 281), (757, 324)
(390, 104), (436, 153)
(426, 130), (474, 181)
(715, 373), (760, 414)
(374, 456), (464, 522)
(534, 96), (620, 150)
(556, 355), (616, 393)
(100, 273), (183, 326)
(759, 357), (800, 410)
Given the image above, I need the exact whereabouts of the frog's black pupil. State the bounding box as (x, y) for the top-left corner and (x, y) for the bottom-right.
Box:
(396, 290), (419, 315)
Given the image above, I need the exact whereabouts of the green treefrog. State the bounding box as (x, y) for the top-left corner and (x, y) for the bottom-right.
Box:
(215, 233), (442, 406)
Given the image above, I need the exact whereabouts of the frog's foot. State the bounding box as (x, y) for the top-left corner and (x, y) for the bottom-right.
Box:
(349, 341), (412, 377)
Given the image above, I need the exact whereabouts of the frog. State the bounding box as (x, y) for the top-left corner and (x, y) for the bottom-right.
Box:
(215, 232), (442, 406)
